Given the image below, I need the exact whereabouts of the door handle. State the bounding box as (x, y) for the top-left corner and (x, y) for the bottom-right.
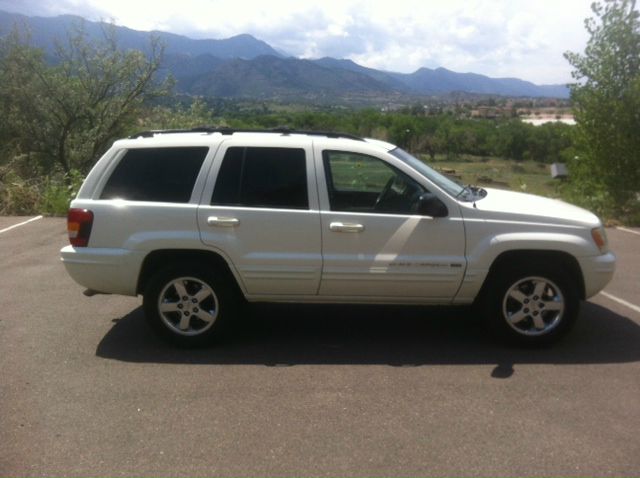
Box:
(329, 222), (364, 233)
(207, 216), (240, 227)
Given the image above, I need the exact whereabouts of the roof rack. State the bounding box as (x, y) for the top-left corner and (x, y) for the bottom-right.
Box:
(128, 126), (364, 141)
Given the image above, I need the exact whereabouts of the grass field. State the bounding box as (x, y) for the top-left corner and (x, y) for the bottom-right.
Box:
(423, 154), (561, 198)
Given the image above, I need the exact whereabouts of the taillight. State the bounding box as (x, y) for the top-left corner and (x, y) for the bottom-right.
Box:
(67, 208), (94, 247)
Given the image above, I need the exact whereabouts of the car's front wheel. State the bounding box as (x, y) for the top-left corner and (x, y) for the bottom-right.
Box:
(484, 261), (580, 346)
(143, 265), (237, 347)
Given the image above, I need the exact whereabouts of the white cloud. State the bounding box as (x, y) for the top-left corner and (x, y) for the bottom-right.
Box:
(0, 0), (594, 83)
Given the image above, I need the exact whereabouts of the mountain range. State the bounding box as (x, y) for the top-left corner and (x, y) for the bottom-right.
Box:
(0, 10), (570, 101)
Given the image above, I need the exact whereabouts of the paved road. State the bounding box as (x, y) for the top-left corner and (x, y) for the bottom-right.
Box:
(1, 217), (639, 476)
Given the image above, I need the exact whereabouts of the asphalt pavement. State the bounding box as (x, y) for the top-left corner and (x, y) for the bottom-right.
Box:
(1, 217), (639, 476)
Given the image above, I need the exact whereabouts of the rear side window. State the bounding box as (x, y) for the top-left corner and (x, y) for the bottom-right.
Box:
(212, 147), (308, 209)
(101, 147), (208, 203)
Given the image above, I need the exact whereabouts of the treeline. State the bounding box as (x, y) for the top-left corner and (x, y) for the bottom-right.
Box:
(143, 97), (576, 164)
(217, 109), (574, 163)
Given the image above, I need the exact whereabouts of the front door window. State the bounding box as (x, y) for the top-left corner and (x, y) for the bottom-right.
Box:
(323, 151), (425, 214)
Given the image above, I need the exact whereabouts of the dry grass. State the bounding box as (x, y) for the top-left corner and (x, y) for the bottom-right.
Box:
(425, 155), (561, 198)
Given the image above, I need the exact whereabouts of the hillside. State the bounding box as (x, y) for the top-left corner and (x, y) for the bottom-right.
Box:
(0, 10), (570, 100)
(0, 10), (283, 59)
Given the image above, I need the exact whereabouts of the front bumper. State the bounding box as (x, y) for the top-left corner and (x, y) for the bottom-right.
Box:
(578, 252), (616, 299)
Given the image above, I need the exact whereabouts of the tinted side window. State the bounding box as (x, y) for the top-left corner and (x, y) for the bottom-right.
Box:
(325, 151), (395, 193)
(323, 151), (425, 214)
(101, 147), (208, 203)
(212, 147), (308, 209)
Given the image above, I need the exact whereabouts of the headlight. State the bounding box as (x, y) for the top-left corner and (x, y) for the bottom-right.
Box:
(591, 226), (608, 253)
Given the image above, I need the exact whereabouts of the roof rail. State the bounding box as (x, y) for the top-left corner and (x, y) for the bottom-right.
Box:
(128, 126), (218, 138)
(128, 126), (364, 141)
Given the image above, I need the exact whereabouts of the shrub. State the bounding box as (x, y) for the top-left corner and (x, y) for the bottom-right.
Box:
(0, 172), (40, 215)
(39, 170), (84, 216)
(0, 170), (84, 216)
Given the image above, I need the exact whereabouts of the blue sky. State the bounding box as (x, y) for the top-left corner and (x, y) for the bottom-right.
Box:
(0, 0), (595, 84)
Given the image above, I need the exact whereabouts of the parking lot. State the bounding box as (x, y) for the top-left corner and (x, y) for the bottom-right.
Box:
(1, 216), (639, 476)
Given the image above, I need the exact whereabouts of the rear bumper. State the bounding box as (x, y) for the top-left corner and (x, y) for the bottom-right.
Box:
(60, 245), (144, 296)
(579, 252), (616, 299)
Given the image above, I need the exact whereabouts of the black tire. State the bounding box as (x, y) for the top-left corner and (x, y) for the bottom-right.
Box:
(143, 264), (239, 347)
(482, 260), (580, 346)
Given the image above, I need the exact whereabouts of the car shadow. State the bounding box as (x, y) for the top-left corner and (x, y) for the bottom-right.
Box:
(96, 301), (640, 373)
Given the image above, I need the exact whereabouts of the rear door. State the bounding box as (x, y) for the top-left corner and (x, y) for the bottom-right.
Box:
(198, 137), (322, 297)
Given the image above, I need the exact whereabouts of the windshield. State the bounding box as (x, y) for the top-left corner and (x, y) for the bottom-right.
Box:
(389, 147), (466, 198)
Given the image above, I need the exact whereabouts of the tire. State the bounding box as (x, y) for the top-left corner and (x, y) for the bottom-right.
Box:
(143, 264), (238, 347)
(483, 260), (580, 346)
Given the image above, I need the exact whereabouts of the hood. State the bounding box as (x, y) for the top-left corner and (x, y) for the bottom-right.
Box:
(469, 188), (600, 227)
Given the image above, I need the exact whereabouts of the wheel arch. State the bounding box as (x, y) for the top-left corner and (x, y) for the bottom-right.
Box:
(136, 249), (245, 297)
(476, 249), (586, 304)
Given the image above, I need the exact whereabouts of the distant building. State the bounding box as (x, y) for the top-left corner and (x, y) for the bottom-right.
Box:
(471, 106), (498, 118)
(470, 106), (515, 119)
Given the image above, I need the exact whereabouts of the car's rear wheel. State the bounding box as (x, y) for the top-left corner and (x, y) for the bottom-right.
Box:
(143, 265), (237, 347)
(483, 261), (580, 346)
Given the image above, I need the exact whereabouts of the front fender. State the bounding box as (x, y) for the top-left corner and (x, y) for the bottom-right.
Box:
(454, 228), (596, 304)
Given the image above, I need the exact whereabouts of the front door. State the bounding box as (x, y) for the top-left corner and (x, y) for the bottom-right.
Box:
(317, 148), (466, 301)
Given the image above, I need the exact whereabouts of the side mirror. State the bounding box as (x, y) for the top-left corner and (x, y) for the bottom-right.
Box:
(417, 193), (448, 218)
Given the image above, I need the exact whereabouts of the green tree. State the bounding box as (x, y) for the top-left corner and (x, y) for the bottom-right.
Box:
(564, 0), (640, 215)
(0, 24), (170, 175)
(492, 120), (530, 161)
(142, 97), (216, 130)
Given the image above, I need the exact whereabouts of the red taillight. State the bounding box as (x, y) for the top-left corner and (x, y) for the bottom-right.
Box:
(67, 208), (94, 247)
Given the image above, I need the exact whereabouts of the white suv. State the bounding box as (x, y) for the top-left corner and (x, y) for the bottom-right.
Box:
(60, 128), (616, 346)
